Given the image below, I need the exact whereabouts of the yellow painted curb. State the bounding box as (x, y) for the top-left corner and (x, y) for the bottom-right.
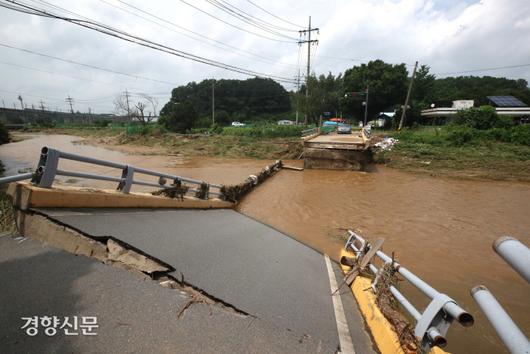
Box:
(7, 182), (234, 210)
(340, 249), (448, 354)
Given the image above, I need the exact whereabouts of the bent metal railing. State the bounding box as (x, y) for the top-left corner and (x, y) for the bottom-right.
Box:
(344, 230), (474, 352)
(0, 146), (222, 199)
(301, 126), (318, 137)
(471, 237), (529, 354)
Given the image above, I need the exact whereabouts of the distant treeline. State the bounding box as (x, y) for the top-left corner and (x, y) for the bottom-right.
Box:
(300, 61), (530, 126)
(0, 107), (129, 126)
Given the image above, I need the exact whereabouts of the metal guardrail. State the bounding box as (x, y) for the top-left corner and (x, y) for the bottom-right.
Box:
(471, 237), (530, 354)
(0, 146), (222, 199)
(345, 230), (474, 352)
(301, 127), (318, 137)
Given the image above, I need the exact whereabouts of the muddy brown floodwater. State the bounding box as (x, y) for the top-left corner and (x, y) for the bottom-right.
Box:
(1, 133), (529, 354)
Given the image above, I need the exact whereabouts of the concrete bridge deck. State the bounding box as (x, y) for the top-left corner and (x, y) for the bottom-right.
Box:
(305, 133), (367, 150)
(2, 206), (375, 353)
(303, 132), (372, 170)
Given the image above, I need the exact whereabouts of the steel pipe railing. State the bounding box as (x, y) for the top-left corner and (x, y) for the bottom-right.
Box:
(0, 172), (34, 185)
(47, 147), (221, 190)
(301, 127), (318, 137)
(1, 146), (224, 200)
(372, 246), (473, 326)
(471, 285), (529, 354)
(493, 236), (530, 283)
(471, 236), (529, 354)
(344, 230), (474, 351)
(56, 169), (124, 183)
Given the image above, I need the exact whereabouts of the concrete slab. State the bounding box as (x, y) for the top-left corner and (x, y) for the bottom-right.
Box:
(31, 208), (374, 352)
(8, 182), (233, 210)
(308, 134), (365, 145)
(0, 235), (337, 353)
(35, 209), (338, 343)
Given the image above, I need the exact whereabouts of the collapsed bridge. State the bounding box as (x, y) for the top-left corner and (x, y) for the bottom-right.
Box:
(0, 146), (474, 354)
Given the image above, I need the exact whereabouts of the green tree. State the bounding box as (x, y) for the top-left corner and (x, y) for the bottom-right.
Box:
(431, 76), (530, 106)
(342, 60), (408, 122)
(162, 77), (291, 124)
(412, 65), (436, 105)
(214, 110), (230, 126)
(300, 72), (344, 122)
(453, 105), (511, 130)
(158, 100), (198, 133)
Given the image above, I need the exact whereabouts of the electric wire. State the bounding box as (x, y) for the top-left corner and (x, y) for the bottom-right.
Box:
(0, 0), (299, 84)
(245, 0), (304, 29)
(101, 0), (298, 70)
(204, 0), (299, 36)
(177, 0), (297, 43)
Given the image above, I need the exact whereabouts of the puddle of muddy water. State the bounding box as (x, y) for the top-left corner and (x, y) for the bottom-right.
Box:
(1, 133), (529, 354)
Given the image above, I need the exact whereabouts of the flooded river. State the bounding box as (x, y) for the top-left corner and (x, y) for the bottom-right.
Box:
(1, 133), (529, 354)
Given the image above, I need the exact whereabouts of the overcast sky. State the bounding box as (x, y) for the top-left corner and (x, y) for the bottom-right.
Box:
(0, 0), (529, 114)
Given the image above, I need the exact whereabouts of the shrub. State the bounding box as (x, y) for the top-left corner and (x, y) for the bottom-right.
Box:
(159, 100), (198, 133)
(0, 122), (9, 145)
(93, 119), (111, 128)
(446, 126), (475, 146)
(125, 123), (158, 136)
(221, 124), (305, 138)
(509, 125), (530, 146)
(453, 105), (511, 130)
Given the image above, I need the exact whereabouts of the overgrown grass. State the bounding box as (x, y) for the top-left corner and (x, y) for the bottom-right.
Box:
(221, 124), (307, 138)
(395, 125), (530, 146)
(377, 126), (530, 181)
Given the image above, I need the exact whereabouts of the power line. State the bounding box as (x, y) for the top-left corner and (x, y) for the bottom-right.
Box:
(214, 0), (300, 32)
(177, 0), (297, 43)
(0, 42), (179, 86)
(435, 63), (530, 76)
(0, 0), (299, 84)
(0, 60), (123, 86)
(204, 0), (299, 37)
(245, 0), (304, 29)
(102, 0), (298, 69)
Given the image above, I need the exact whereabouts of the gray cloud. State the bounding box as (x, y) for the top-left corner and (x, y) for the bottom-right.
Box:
(0, 0), (528, 113)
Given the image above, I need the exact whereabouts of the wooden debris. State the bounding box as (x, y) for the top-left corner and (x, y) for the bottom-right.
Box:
(282, 165), (304, 171)
(152, 184), (189, 201)
(220, 160), (283, 202)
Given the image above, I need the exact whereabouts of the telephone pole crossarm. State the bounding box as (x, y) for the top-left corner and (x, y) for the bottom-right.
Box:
(298, 16), (319, 125)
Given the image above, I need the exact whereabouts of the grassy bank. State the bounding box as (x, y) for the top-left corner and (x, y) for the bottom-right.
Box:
(35, 124), (304, 160)
(20, 122), (530, 182)
(375, 126), (530, 182)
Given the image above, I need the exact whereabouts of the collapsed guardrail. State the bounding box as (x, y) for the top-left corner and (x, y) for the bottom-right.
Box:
(301, 127), (318, 137)
(343, 230), (474, 352)
(471, 237), (530, 354)
(0, 146), (222, 199)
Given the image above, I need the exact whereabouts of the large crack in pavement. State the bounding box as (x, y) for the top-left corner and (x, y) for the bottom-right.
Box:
(15, 208), (254, 318)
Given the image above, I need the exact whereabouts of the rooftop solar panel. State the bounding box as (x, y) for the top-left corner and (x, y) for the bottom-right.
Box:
(487, 96), (527, 107)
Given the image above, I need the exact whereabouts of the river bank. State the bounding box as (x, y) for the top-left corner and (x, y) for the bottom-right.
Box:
(1, 132), (529, 353)
(20, 126), (530, 182)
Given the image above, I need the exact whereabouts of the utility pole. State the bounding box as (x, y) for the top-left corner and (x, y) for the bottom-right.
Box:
(17, 95), (24, 110)
(39, 100), (45, 111)
(398, 61), (418, 131)
(66, 95), (75, 113)
(208, 79), (215, 126)
(296, 67), (300, 125)
(363, 86), (369, 126)
(299, 16), (318, 125)
(88, 107), (92, 115)
(124, 89), (131, 121)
